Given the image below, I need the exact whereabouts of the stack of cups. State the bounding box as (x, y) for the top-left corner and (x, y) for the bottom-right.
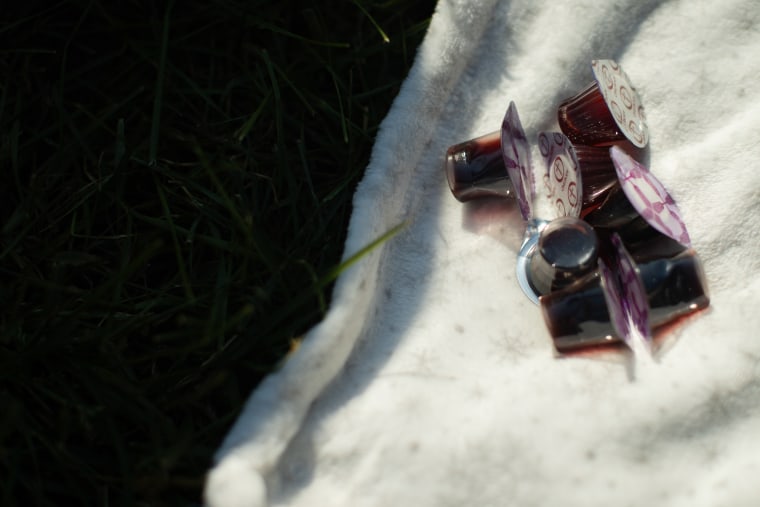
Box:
(444, 60), (709, 354)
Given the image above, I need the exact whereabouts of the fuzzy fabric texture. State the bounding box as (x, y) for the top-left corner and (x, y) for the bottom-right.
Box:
(205, 1), (760, 505)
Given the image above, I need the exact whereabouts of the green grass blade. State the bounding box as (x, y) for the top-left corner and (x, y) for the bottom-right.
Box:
(149, 1), (174, 164)
(352, 0), (391, 43)
(152, 173), (196, 302)
(319, 220), (407, 287)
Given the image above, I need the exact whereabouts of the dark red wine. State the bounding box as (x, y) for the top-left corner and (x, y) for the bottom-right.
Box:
(445, 131), (514, 202)
(540, 247), (709, 352)
(582, 183), (640, 228)
(446, 130), (621, 213)
(558, 60), (649, 148)
(572, 144), (619, 209)
(558, 81), (623, 147)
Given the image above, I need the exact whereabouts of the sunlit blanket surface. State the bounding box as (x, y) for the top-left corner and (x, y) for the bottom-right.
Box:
(205, 1), (760, 505)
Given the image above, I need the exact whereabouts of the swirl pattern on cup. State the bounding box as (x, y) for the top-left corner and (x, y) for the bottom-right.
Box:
(591, 59), (649, 148)
(501, 101), (534, 220)
(538, 132), (582, 219)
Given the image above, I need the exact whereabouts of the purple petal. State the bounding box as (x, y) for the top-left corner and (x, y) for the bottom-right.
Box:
(501, 102), (534, 220)
(537, 131), (582, 219)
(598, 257), (629, 340)
(598, 233), (652, 354)
(590, 60), (649, 148)
(610, 146), (691, 246)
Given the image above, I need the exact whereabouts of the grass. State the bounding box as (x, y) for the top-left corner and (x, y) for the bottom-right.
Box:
(0, 1), (436, 505)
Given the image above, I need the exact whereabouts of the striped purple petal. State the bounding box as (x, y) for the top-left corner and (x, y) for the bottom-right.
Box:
(610, 146), (691, 246)
(598, 233), (652, 355)
(501, 102), (534, 220)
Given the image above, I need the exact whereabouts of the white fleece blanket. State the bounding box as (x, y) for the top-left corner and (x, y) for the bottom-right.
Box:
(205, 1), (760, 505)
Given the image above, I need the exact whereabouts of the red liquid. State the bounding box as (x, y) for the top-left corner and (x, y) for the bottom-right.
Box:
(582, 183), (640, 228)
(540, 246), (710, 353)
(445, 131), (514, 202)
(446, 131), (620, 213)
(558, 81), (624, 147)
(572, 144), (619, 210)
